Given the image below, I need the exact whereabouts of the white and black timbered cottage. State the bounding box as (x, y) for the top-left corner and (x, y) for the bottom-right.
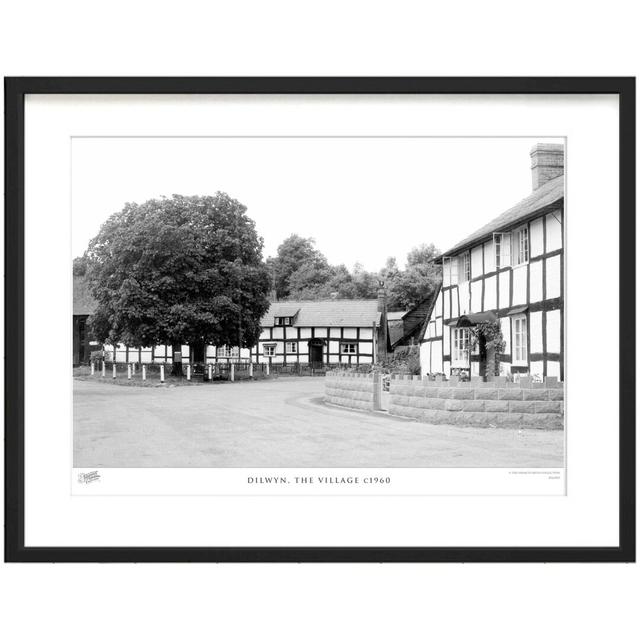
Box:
(421, 143), (564, 380)
(250, 295), (388, 367)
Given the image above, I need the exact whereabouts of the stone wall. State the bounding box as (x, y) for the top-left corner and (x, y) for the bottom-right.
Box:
(388, 376), (564, 429)
(325, 371), (379, 412)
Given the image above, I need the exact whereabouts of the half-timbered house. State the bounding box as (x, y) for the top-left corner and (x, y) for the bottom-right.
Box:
(249, 294), (388, 367)
(421, 143), (564, 380)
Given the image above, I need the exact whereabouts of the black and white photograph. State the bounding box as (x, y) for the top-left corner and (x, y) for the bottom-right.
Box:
(71, 137), (565, 472)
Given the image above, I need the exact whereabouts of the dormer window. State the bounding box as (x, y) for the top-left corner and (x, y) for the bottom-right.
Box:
(274, 316), (292, 326)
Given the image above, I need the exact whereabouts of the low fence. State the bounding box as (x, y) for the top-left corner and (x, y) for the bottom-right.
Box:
(388, 375), (564, 429)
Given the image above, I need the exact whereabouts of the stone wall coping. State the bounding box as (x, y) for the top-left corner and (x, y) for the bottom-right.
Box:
(393, 376), (563, 389)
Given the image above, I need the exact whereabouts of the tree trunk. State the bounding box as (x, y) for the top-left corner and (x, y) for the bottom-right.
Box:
(171, 343), (183, 376)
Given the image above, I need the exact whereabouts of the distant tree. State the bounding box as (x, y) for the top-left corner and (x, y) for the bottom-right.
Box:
(386, 244), (442, 310)
(406, 243), (439, 267)
(84, 193), (271, 373)
(73, 255), (88, 276)
(269, 235), (330, 299)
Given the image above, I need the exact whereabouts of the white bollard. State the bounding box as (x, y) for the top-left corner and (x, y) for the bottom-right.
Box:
(230, 363), (235, 382)
(160, 364), (165, 383)
(101, 361), (106, 377)
(187, 364), (191, 381)
(127, 363), (132, 380)
(265, 362), (270, 376)
(142, 364), (146, 381)
(90, 361), (95, 376)
(112, 363), (117, 378)
(249, 362), (253, 378)
(208, 363), (212, 380)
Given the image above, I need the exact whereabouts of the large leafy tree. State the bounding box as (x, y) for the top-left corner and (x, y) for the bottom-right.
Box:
(268, 234), (330, 299)
(84, 193), (271, 364)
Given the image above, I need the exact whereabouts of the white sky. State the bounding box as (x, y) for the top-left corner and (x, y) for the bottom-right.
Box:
(72, 137), (562, 271)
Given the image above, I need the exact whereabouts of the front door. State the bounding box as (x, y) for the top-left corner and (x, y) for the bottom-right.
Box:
(309, 340), (324, 367)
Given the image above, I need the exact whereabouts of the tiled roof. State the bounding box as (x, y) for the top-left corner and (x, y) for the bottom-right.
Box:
(261, 299), (381, 327)
(444, 174), (564, 256)
(73, 275), (98, 315)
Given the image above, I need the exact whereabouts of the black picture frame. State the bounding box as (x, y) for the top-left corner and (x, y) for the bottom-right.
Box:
(4, 77), (636, 563)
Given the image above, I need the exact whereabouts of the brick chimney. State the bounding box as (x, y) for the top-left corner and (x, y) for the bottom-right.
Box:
(530, 143), (564, 190)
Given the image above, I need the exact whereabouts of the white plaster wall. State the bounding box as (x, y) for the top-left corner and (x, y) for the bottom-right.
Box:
(547, 360), (561, 379)
(498, 271), (510, 309)
(443, 289), (451, 319)
(529, 310), (543, 353)
(512, 265), (527, 305)
(546, 255), (561, 299)
(459, 283), (470, 315)
(431, 339), (443, 373)
(530, 216), (544, 257)
(314, 328), (327, 338)
(470, 279), (482, 313)
(259, 329), (271, 340)
(483, 241), (495, 273)
(329, 354), (339, 363)
(500, 317), (511, 355)
(272, 327), (284, 340)
(298, 354), (309, 363)
(420, 342), (431, 374)
(141, 349), (153, 363)
(451, 288), (459, 317)
(435, 317), (442, 337)
(443, 323), (450, 356)
(299, 328), (312, 339)
(434, 290), (443, 317)
(329, 340), (340, 353)
(343, 328), (357, 339)
(471, 245), (483, 277)
(329, 328), (341, 338)
(297, 341), (309, 354)
(546, 210), (563, 252)
(359, 327), (372, 340)
(443, 361), (451, 377)
(484, 275), (496, 310)
(154, 345), (167, 358)
(181, 345), (190, 359)
(546, 309), (561, 353)
(530, 360), (544, 377)
(359, 341), (373, 355)
(529, 259), (543, 303)
(285, 327), (297, 339)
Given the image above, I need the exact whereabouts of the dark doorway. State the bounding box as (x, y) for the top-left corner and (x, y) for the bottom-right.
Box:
(478, 332), (487, 378)
(192, 342), (206, 364)
(308, 339), (324, 367)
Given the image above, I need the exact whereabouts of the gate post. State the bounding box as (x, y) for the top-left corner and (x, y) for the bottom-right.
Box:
(101, 361), (106, 377)
(373, 371), (382, 411)
(112, 363), (117, 379)
(142, 364), (147, 381)
(230, 363), (235, 382)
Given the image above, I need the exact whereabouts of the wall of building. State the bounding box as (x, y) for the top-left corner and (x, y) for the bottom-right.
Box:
(251, 325), (376, 365)
(421, 207), (564, 379)
(388, 375), (564, 429)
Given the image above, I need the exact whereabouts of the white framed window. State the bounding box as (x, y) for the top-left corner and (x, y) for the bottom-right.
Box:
(275, 316), (292, 326)
(451, 328), (470, 367)
(458, 252), (471, 282)
(263, 343), (276, 357)
(493, 232), (512, 269)
(512, 315), (528, 364)
(443, 256), (459, 286)
(340, 342), (357, 354)
(512, 226), (529, 266)
(285, 341), (297, 354)
(217, 345), (239, 358)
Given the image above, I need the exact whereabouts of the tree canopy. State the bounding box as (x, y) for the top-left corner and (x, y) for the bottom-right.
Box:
(84, 193), (271, 350)
(269, 236), (441, 310)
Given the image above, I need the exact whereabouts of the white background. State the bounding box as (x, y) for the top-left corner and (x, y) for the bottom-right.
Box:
(1, 2), (638, 639)
(26, 95), (608, 546)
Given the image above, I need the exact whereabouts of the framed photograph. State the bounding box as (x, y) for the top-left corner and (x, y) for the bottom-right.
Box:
(5, 77), (635, 562)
